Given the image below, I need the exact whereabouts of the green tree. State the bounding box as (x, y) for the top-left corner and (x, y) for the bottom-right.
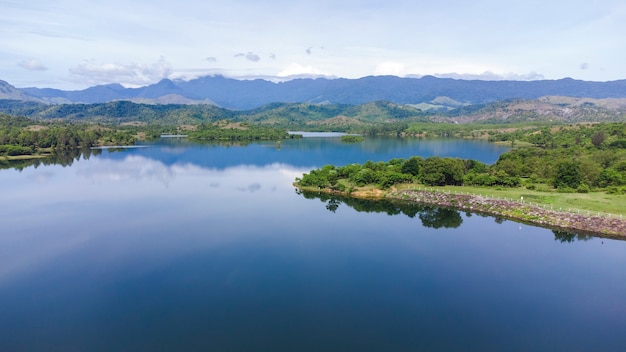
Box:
(401, 156), (422, 176)
(421, 157), (465, 186)
(591, 131), (606, 148)
(553, 161), (582, 189)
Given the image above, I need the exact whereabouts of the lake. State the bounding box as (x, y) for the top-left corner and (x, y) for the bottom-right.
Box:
(1, 136), (625, 351)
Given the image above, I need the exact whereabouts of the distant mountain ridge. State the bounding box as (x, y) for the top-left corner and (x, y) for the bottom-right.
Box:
(1, 96), (624, 126)
(9, 75), (626, 110)
(0, 80), (42, 102)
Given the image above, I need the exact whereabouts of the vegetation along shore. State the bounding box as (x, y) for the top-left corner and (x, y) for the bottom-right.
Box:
(2, 92), (625, 237)
(295, 123), (626, 237)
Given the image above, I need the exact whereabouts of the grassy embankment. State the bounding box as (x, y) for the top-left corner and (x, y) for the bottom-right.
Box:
(392, 184), (626, 217)
(300, 182), (626, 217)
(298, 182), (626, 236)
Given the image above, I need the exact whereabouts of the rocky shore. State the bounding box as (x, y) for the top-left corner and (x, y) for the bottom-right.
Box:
(387, 189), (626, 238)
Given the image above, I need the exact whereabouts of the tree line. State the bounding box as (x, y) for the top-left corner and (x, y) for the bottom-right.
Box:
(187, 121), (300, 141)
(295, 155), (518, 193)
(0, 113), (136, 156)
(296, 122), (626, 194)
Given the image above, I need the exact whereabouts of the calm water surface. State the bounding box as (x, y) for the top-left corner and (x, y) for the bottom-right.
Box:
(1, 136), (625, 351)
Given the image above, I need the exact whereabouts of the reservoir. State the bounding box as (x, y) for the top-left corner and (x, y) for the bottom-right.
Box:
(1, 136), (625, 351)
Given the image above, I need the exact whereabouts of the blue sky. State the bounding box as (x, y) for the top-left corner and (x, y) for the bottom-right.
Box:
(1, 0), (625, 89)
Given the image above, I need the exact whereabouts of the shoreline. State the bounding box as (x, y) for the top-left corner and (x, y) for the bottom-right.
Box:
(297, 185), (626, 238)
(387, 190), (626, 238)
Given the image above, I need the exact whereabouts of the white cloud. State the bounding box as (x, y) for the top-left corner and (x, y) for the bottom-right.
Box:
(234, 52), (261, 62)
(277, 63), (327, 77)
(18, 58), (48, 71)
(374, 61), (407, 76)
(432, 71), (545, 81)
(2, 0), (625, 88)
(69, 57), (173, 86)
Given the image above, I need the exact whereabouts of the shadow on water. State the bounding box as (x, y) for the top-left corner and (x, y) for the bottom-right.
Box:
(297, 189), (463, 229)
(553, 230), (594, 243)
(298, 190), (601, 243)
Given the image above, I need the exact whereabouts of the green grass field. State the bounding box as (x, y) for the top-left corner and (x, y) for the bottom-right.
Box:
(395, 184), (626, 217)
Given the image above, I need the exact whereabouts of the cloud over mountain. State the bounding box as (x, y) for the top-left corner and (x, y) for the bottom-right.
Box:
(69, 57), (173, 86)
(234, 52), (261, 62)
(429, 71), (545, 81)
(18, 58), (48, 71)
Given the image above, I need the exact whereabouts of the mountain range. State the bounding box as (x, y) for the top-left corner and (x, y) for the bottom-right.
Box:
(3, 75), (626, 110)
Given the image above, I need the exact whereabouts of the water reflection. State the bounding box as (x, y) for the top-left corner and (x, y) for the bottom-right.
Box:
(76, 154), (176, 185)
(418, 207), (463, 229)
(0, 148), (102, 171)
(298, 190), (463, 229)
(1, 137), (511, 174)
(299, 190), (621, 242)
(553, 230), (594, 243)
(2, 139), (626, 351)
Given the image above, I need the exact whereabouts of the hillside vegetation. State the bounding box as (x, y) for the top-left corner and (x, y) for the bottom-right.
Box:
(1, 96), (624, 130)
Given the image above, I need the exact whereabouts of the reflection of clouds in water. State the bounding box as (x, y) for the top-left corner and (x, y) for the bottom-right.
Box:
(279, 167), (309, 181)
(172, 162), (310, 192)
(76, 155), (175, 185)
(0, 232), (91, 283)
(237, 183), (262, 193)
(28, 171), (55, 184)
(76, 157), (312, 191)
(0, 161), (313, 280)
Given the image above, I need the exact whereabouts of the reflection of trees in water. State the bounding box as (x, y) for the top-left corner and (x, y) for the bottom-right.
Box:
(553, 230), (593, 243)
(325, 199), (340, 213)
(0, 148), (104, 171)
(297, 190), (463, 229)
(418, 208), (463, 229)
(298, 191), (611, 240)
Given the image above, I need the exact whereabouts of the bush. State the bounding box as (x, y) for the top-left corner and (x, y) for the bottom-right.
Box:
(576, 184), (590, 193)
(606, 186), (626, 195)
(553, 161), (582, 189)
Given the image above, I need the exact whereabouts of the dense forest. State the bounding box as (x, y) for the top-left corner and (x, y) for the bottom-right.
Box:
(0, 113), (299, 158)
(0, 113), (136, 156)
(296, 122), (626, 194)
(2, 96), (625, 129)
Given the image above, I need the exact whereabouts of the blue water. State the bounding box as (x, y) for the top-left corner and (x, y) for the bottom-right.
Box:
(1, 136), (625, 351)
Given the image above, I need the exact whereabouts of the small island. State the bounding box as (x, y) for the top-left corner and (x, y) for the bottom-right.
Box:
(341, 135), (365, 143)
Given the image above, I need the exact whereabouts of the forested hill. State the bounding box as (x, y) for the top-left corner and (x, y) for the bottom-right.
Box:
(11, 75), (626, 110)
(1, 97), (625, 127)
(0, 100), (427, 126)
